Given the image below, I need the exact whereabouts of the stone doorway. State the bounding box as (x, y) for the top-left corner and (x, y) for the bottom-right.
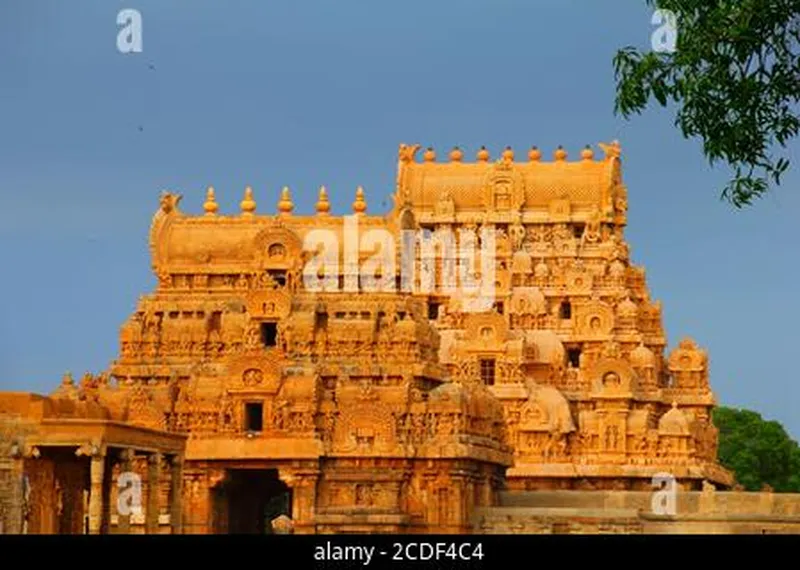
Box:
(213, 469), (291, 534)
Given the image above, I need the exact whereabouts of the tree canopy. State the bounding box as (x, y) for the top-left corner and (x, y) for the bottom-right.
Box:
(713, 406), (800, 492)
(614, 0), (800, 207)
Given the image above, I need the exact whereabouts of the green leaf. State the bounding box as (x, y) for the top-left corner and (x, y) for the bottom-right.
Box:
(614, 0), (800, 206)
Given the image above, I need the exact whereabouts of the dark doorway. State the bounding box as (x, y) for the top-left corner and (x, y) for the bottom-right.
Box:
(261, 322), (278, 347)
(244, 402), (263, 432)
(215, 469), (292, 534)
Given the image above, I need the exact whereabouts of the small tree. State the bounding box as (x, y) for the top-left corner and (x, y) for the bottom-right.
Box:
(713, 406), (800, 492)
(614, 0), (800, 207)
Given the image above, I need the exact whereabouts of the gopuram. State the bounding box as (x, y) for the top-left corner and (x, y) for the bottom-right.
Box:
(6, 140), (783, 535)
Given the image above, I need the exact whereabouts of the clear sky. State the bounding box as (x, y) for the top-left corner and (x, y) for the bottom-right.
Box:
(1, 1), (798, 438)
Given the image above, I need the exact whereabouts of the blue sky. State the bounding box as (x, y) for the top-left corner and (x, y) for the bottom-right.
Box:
(1, 1), (798, 438)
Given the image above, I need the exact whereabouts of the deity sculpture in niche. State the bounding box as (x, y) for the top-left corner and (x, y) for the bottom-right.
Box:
(603, 371), (621, 389)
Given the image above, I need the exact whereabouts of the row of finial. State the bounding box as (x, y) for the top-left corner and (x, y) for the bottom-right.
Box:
(404, 143), (620, 163)
(201, 185), (367, 216)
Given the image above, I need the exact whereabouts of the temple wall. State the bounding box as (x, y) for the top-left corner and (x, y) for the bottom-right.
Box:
(473, 490), (800, 534)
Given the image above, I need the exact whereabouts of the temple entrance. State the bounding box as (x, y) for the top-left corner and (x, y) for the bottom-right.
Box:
(213, 469), (291, 534)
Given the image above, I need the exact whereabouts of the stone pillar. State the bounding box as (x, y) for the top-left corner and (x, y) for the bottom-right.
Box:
(279, 469), (318, 535)
(88, 452), (106, 534)
(117, 449), (135, 534)
(7, 444), (31, 535)
(170, 456), (183, 534)
(146, 453), (161, 534)
(482, 473), (494, 507)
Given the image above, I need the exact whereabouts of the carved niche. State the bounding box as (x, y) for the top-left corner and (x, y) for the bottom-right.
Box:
(549, 198), (571, 223)
(253, 225), (303, 271)
(565, 269), (593, 295)
(508, 287), (547, 317)
(227, 352), (282, 394)
(482, 162), (525, 212)
(589, 355), (637, 397)
(434, 191), (456, 219)
(246, 289), (292, 320)
(461, 312), (508, 354)
(333, 399), (396, 454)
(573, 299), (614, 337)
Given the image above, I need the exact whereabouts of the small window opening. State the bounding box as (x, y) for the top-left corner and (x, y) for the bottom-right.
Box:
(559, 301), (572, 319)
(567, 348), (581, 368)
(269, 270), (287, 286)
(244, 402), (263, 432)
(480, 359), (496, 386)
(260, 322), (278, 347)
(428, 303), (441, 320)
(208, 311), (222, 332)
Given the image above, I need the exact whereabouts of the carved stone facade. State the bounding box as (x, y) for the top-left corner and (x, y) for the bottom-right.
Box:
(1, 142), (744, 534)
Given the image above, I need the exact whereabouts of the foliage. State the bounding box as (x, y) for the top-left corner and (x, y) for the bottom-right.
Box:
(713, 406), (800, 492)
(614, 0), (800, 207)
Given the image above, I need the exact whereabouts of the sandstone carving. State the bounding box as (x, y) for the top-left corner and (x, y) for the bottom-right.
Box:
(0, 143), (739, 535)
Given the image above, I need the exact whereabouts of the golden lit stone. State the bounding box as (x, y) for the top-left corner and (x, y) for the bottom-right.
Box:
(2, 140), (798, 536)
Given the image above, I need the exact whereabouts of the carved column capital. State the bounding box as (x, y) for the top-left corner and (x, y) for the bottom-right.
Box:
(10, 441), (41, 459)
(277, 469), (297, 488)
(208, 468), (227, 488)
(76, 440), (105, 458)
(119, 448), (136, 464)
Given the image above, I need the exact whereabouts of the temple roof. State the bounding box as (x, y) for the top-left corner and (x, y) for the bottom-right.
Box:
(146, 141), (628, 274)
(394, 142), (624, 214)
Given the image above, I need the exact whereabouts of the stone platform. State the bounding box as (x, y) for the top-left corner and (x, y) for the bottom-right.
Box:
(473, 490), (800, 534)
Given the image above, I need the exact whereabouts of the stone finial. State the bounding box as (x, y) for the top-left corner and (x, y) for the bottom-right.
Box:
(528, 146), (541, 162)
(240, 186), (256, 216)
(599, 140), (622, 160)
(423, 147), (436, 162)
(449, 146), (463, 162)
(502, 146), (514, 162)
(352, 186), (367, 214)
(316, 186), (331, 215)
(159, 192), (181, 214)
(477, 146), (490, 162)
(398, 143), (422, 163)
(581, 145), (594, 161)
(62, 372), (74, 386)
(203, 186), (219, 215)
(554, 146), (567, 161)
(278, 186), (294, 216)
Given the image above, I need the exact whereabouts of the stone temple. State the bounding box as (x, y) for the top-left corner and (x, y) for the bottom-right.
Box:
(2, 142), (799, 534)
